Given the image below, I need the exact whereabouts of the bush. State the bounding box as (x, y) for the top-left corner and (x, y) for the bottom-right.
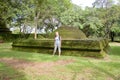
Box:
(12, 38), (109, 58)
(0, 36), (3, 43)
(0, 28), (11, 33)
(0, 36), (3, 39)
(0, 33), (13, 42)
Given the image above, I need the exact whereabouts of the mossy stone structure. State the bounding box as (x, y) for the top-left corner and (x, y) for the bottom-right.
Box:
(12, 26), (109, 58)
(49, 26), (87, 39)
(0, 20), (11, 34)
(0, 20), (11, 42)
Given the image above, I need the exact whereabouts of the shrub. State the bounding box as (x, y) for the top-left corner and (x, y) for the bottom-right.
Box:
(0, 36), (3, 39)
(0, 36), (3, 43)
(0, 28), (11, 34)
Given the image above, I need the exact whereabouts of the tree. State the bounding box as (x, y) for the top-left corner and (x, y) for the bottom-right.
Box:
(60, 6), (104, 37)
(92, 0), (116, 38)
(60, 5), (84, 29)
(29, 0), (72, 39)
(0, 0), (72, 39)
(92, 0), (115, 8)
(0, 0), (14, 28)
(0, 0), (29, 36)
(108, 5), (120, 41)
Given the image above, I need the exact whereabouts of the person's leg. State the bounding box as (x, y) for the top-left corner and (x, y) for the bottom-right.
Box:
(53, 44), (57, 56)
(58, 44), (61, 56)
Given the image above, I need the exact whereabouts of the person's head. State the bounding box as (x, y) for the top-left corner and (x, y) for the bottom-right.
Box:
(55, 32), (59, 36)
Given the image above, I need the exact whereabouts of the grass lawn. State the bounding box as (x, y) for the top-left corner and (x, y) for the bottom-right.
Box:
(0, 43), (120, 80)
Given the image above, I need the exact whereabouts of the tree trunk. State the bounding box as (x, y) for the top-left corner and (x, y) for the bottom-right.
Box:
(34, 11), (40, 39)
(110, 31), (115, 42)
(34, 20), (37, 39)
(23, 20), (27, 34)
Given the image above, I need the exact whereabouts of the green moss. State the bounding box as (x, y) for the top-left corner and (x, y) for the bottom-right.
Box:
(12, 38), (109, 58)
(13, 39), (108, 50)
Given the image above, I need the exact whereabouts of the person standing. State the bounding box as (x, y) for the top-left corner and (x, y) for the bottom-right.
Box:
(53, 32), (61, 56)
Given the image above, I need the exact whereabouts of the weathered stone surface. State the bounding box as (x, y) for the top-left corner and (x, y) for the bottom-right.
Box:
(12, 38), (109, 58)
(48, 26), (87, 39)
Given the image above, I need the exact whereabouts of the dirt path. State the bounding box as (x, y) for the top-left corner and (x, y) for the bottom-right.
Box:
(109, 42), (120, 46)
(0, 58), (115, 80)
(0, 58), (75, 79)
(0, 58), (74, 69)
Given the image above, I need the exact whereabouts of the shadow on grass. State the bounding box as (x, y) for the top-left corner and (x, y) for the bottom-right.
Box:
(109, 46), (120, 56)
(0, 45), (59, 61)
(114, 41), (120, 43)
(0, 62), (27, 80)
(88, 61), (120, 80)
(0, 43), (61, 80)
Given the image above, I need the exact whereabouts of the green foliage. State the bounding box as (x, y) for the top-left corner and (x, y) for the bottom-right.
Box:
(60, 6), (84, 28)
(59, 1), (120, 38)
(82, 15), (104, 37)
(0, 33), (13, 42)
(26, 0), (72, 39)
(92, 2), (120, 38)
(60, 6), (105, 37)
(108, 5), (120, 33)
(0, 0), (24, 25)
(93, 0), (115, 8)
(0, 0), (72, 38)
(1, 0), (120, 40)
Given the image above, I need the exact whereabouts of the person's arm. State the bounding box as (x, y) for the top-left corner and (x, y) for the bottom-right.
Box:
(54, 37), (56, 46)
(60, 36), (62, 47)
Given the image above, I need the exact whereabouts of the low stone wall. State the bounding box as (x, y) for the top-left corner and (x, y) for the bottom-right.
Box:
(12, 38), (109, 58)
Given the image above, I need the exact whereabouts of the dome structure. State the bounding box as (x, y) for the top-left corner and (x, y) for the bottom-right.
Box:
(49, 26), (87, 39)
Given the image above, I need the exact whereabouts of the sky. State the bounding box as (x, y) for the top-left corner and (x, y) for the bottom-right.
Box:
(72, 0), (118, 8)
(71, 0), (95, 8)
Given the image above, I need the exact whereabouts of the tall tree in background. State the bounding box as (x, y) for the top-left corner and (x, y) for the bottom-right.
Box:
(30, 0), (72, 39)
(92, 0), (115, 38)
(60, 5), (84, 29)
(0, 0), (28, 35)
(0, 0), (15, 28)
(60, 6), (103, 37)
(108, 5), (120, 41)
(92, 0), (115, 8)
(0, 0), (72, 39)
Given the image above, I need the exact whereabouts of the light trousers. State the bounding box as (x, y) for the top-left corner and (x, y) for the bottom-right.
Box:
(53, 43), (61, 55)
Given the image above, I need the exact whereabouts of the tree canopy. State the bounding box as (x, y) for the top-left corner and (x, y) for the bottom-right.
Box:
(0, 0), (120, 41)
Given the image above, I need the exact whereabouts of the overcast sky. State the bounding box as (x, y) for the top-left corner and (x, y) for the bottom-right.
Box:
(71, 0), (95, 8)
(71, 0), (118, 8)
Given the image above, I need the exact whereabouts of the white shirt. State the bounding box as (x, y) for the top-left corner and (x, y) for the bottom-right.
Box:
(55, 36), (61, 45)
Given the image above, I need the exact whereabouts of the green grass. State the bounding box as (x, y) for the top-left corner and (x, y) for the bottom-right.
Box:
(0, 62), (26, 80)
(0, 43), (120, 80)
